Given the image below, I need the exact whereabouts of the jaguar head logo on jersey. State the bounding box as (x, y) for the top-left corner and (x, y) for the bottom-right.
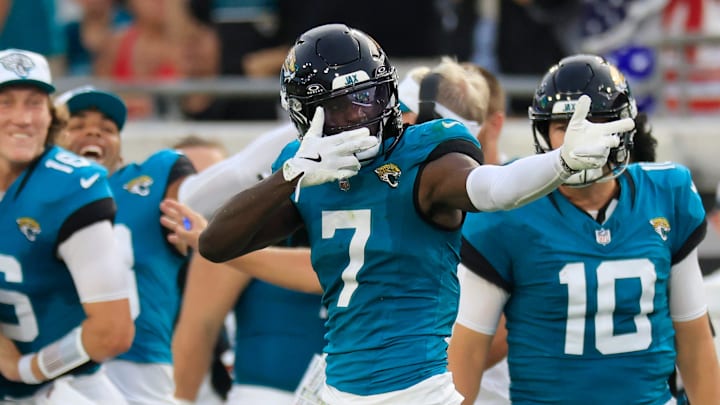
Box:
(0, 52), (35, 78)
(374, 163), (401, 188)
(649, 217), (670, 241)
(123, 175), (154, 197)
(17, 217), (41, 241)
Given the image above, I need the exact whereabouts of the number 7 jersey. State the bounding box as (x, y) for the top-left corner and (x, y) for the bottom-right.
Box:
(274, 120), (482, 396)
(461, 162), (707, 404)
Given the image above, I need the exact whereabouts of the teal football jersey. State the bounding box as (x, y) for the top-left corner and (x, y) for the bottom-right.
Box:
(461, 162), (707, 404)
(112, 149), (193, 364)
(233, 280), (326, 392)
(0, 146), (113, 398)
(274, 119), (482, 395)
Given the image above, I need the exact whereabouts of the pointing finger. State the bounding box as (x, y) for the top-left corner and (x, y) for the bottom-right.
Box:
(569, 95), (591, 125)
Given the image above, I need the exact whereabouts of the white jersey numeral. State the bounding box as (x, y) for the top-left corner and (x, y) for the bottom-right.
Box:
(322, 210), (371, 308)
(560, 259), (655, 355)
(0, 255), (39, 342)
(45, 151), (92, 174)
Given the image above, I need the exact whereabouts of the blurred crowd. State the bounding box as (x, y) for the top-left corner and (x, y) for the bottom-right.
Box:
(1, 0), (719, 123)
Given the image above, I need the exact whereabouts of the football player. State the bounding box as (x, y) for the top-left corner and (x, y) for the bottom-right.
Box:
(163, 56), (492, 405)
(198, 24), (633, 403)
(54, 86), (196, 404)
(0, 49), (133, 403)
(449, 54), (720, 404)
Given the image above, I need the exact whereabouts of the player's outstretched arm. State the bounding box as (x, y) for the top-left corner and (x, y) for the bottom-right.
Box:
(199, 107), (377, 263)
(161, 199), (322, 293)
(460, 95), (634, 212)
(178, 123), (297, 218)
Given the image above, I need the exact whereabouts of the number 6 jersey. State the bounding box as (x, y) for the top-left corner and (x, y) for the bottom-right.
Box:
(0, 146), (114, 398)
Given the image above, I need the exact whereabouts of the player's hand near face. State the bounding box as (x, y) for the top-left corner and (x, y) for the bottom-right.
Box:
(559, 95), (635, 173)
(282, 106), (379, 186)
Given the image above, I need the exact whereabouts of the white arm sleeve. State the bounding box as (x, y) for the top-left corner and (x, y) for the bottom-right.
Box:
(58, 220), (130, 303)
(178, 123), (298, 218)
(669, 248), (708, 322)
(456, 264), (509, 334)
(466, 148), (570, 212)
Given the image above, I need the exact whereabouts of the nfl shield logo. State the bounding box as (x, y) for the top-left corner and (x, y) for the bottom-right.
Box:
(595, 228), (611, 245)
(338, 178), (350, 191)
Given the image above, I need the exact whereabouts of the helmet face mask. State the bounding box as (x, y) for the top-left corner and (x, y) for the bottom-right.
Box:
(529, 54), (637, 186)
(280, 24), (402, 163)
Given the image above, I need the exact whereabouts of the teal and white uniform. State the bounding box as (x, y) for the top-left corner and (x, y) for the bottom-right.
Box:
(112, 149), (195, 364)
(274, 119), (482, 395)
(461, 162), (707, 404)
(0, 146), (114, 399)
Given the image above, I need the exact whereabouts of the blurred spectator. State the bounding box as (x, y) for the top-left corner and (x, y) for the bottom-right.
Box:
(94, 0), (187, 118)
(63, 0), (133, 76)
(495, 0), (576, 114)
(180, 0), (468, 121)
(662, 0), (720, 113)
(0, 0), (66, 75)
(471, 0), (500, 73)
(577, 1), (667, 114)
(173, 135), (228, 173)
(316, 0), (453, 58)
(181, 0), (316, 120)
(177, 11), (222, 120)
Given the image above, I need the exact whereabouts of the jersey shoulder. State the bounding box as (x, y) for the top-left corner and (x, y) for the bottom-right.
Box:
(405, 119), (480, 147)
(462, 203), (535, 251)
(35, 146), (111, 202)
(144, 148), (186, 168)
(629, 161), (695, 191)
(271, 139), (300, 173)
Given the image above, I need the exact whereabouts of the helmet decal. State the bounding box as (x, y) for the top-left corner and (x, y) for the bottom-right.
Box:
(331, 71), (370, 90)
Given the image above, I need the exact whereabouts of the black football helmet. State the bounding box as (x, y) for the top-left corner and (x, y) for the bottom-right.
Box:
(280, 24), (402, 162)
(529, 54), (637, 186)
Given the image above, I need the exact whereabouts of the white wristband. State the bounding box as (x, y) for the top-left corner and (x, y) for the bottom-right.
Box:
(175, 399), (195, 405)
(37, 326), (90, 379)
(18, 353), (42, 384)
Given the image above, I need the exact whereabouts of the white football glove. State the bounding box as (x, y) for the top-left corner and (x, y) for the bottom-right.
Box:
(559, 95), (635, 173)
(283, 106), (379, 186)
